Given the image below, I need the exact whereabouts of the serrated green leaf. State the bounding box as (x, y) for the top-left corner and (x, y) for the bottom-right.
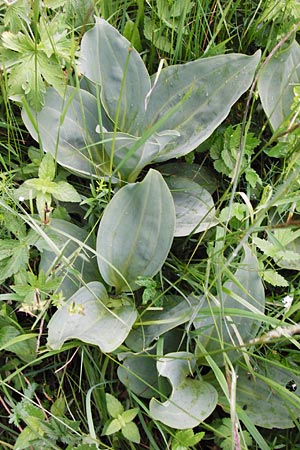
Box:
(37, 52), (66, 95)
(38, 152), (56, 180)
(105, 393), (124, 418)
(1, 16), (70, 110)
(103, 418), (122, 435)
(273, 228), (300, 246)
(97, 169), (175, 291)
(263, 270), (289, 287)
(38, 16), (72, 61)
(219, 203), (248, 223)
(50, 397), (65, 417)
(1, 30), (32, 54)
(122, 407), (139, 423)
(245, 167), (261, 188)
(0, 240), (21, 260)
(8, 54), (46, 109)
(122, 421), (140, 443)
(51, 181), (81, 202)
(173, 429), (205, 450)
(3, 0), (31, 34)
(15, 181), (37, 200)
(252, 236), (278, 257)
(13, 426), (37, 450)
(0, 243), (29, 284)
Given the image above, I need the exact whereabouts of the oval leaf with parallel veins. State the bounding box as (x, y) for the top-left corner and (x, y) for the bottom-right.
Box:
(149, 352), (218, 429)
(164, 176), (217, 237)
(22, 86), (111, 178)
(96, 169), (175, 292)
(258, 40), (300, 132)
(79, 17), (151, 135)
(47, 281), (137, 352)
(145, 50), (261, 161)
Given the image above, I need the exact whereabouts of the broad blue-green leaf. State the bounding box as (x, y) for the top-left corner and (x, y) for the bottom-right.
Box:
(29, 218), (100, 298)
(21, 86), (110, 177)
(126, 295), (199, 352)
(118, 352), (159, 398)
(96, 169), (175, 291)
(119, 329), (184, 398)
(164, 176), (217, 237)
(258, 40), (300, 131)
(102, 129), (180, 182)
(193, 246), (265, 366)
(47, 281), (137, 352)
(79, 17), (151, 135)
(217, 362), (300, 429)
(144, 51), (261, 161)
(149, 352), (218, 428)
(158, 162), (218, 194)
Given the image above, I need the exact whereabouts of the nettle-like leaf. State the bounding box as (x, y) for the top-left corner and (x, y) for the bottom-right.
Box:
(105, 393), (124, 417)
(0, 215), (30, 284)
(15, 153), (81, 219)
(209, 124), (260, 182)
(149, 352), (218, 429)
(172, 429), (205, 450)
(194, 246), (265, 366)
(253, 228), (300, 270)
(47, 281), (137, 352)
(22, 86), (111, 177)
(258, 40), (300, 132)
(96, 169), (175, 292)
